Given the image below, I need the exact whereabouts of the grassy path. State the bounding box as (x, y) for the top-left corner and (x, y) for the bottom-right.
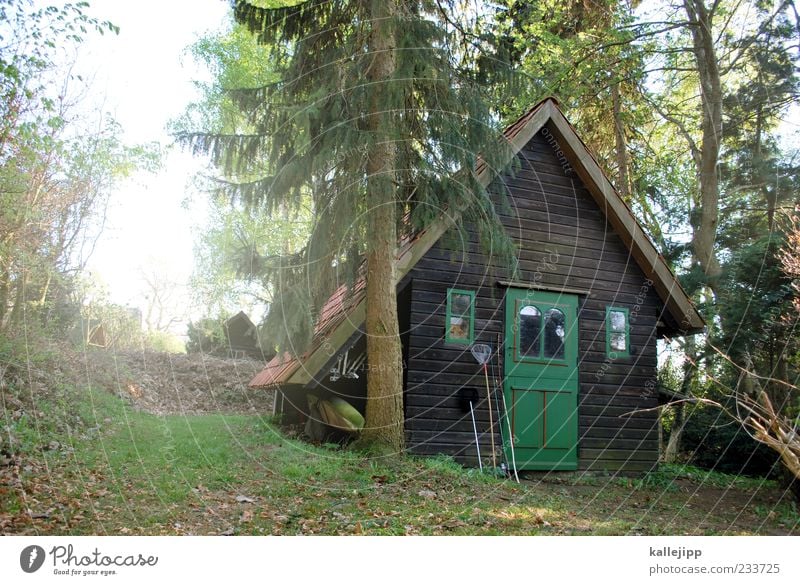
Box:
(2, 388), (798, 535)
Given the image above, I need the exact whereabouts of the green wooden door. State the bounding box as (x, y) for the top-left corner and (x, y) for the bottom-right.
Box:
(503, 289), (578, 470)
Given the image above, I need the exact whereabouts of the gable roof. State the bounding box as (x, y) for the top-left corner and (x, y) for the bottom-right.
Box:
(250, 98), (705, 388)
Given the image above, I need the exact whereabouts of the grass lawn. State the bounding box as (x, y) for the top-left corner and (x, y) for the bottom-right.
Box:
(1, 386), (798, 535)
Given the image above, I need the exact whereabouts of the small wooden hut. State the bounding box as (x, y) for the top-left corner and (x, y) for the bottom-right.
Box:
(251, 98), (704, 474)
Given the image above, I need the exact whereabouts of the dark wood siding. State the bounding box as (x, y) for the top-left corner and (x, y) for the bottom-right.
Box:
(404, 124), (662, 474)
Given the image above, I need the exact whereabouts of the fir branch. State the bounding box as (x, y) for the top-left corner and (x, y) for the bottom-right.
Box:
(232, 0), (355, 45)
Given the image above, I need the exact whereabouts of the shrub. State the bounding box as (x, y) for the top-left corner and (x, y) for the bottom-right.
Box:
(680, 400), (781, 477)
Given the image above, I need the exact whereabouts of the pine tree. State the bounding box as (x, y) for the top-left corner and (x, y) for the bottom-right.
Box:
(494, 1), (658, 234)
(180, 0), (515, 450)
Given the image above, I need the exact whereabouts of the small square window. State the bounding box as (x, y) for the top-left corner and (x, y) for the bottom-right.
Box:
(446, 289), (475, 344)
(606, 307), (629, 356)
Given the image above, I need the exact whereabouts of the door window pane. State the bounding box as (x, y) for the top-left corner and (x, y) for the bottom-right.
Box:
(518, 305), (541, 357)
(543, 308), (566, 359)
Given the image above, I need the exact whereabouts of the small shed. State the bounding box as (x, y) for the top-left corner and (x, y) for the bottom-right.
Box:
(223, 311), (273, 360)
(69, 317), (108, 348)
(85, 319), (108, 348)
(251, 98), (704, 474)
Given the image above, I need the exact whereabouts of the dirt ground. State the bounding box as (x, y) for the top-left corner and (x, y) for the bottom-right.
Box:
(530, 475), (798, 535)
(0, 344), (273, 419)
(92, 349), (274, 415)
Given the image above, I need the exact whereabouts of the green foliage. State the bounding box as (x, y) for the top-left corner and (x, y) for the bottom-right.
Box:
(189, 192), (311, 319)
(73, 276), (144, 349)
(179, 0), (519, 353)
(0, 0), (118, 137)
(680, 399), (781, 478)
(717, 235), (795, 363)
(144, 330), (186, 354)
(185, 316), (228, 354)
(495, 1), (659, 229)
(176, 15), (311, 326)
(171, 15), (278, 136)
(719, 3), (798, 232)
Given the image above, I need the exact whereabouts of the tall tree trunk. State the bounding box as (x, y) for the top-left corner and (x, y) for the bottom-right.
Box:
(611, 81), (630, 200)
(663, 402), (685, 463)
(361, 0), (404, 451)
(0, 268), (9, 332)
(753, 99), (778, 233)
(665, 338), (697, 463)
(684, 0), (723, 284)
(8, 270), (27, 327)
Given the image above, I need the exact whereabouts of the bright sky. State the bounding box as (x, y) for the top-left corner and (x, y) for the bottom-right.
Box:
(71, 0), (231, 331)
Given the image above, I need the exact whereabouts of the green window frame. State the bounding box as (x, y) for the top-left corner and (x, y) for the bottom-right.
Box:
(606, 307), (630, 357)
(445, 288), (475, 344)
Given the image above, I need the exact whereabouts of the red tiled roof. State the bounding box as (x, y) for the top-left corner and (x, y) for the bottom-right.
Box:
(249, 225), (430, 388)
(248, 351), (301, 388)
(249, 277), (367, 387)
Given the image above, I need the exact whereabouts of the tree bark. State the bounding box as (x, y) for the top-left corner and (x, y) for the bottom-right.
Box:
(684, 0), (723, 283)
(752, 99), (778, 233)
(0, 268), (9, 332)
(361, 0), (404, 451)
(665, 338), (697, 462)
(611, 81), (630, 200)
(8, 270), (27, 327)
(663, 402), (684, 463)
